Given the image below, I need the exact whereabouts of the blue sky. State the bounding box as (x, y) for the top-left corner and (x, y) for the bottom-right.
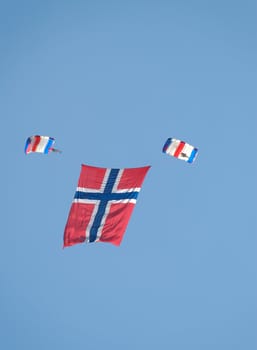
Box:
(2, 1), (257, 349)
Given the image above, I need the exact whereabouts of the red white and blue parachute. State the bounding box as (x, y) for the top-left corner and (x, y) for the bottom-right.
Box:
(162, 137), (198, 163)
(24, 135), (61, 154)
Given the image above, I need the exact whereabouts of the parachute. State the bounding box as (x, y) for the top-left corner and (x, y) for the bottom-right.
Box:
(162, 137), (198, 163)
(24, 135), (61, 154)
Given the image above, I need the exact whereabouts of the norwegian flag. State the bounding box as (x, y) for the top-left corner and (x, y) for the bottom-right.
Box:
(63, 164), (150, 247)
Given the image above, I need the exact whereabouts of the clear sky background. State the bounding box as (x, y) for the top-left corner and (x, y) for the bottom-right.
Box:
(2, 1), (257, 349)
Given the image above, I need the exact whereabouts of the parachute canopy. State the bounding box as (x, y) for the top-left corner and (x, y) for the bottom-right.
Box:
(24, 135), (61, 154)
(162, 137), (198, 163)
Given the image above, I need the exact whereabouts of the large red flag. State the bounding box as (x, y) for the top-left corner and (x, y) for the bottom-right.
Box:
(63, 164), (150, 247)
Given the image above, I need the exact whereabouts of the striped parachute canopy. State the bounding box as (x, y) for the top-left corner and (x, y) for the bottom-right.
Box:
(162, 137), (198, 163)
(24, 135), (61, 154)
